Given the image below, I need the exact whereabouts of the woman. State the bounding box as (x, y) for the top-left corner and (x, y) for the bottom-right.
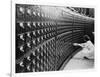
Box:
(73, 35), (94, 59)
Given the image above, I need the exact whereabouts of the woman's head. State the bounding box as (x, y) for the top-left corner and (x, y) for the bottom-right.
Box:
(83, 35), (90, 42)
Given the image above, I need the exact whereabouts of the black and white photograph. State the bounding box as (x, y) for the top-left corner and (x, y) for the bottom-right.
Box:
(2, 0), (100, 77)
(15, 3), (94, 73)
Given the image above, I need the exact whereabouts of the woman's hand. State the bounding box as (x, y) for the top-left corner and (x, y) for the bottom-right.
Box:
(73, 43), (79, 46)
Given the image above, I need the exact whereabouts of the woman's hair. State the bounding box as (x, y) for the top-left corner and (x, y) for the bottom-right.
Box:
(83, 35), (90, 41)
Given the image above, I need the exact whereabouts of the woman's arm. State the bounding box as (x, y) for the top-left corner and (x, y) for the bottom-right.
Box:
(73, 43), (81, 46)
(73, 43), (86, 48)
